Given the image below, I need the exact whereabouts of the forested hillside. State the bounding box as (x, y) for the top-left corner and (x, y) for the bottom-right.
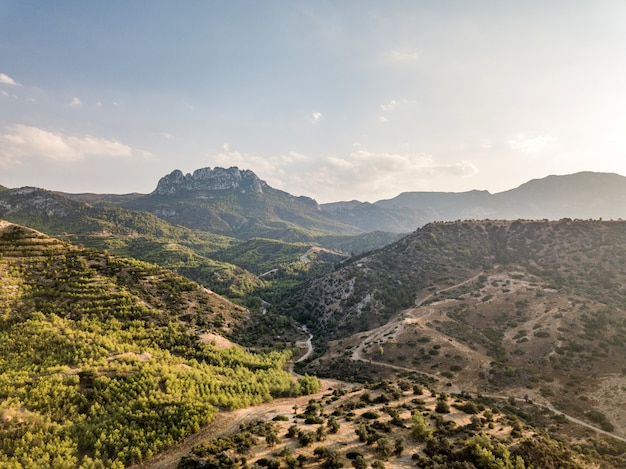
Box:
(0, 220), (319, 468)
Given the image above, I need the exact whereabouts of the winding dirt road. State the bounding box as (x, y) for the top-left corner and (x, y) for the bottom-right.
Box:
(348, 272), (626, 443)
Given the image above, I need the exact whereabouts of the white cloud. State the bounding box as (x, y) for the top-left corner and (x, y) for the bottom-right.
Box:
(380, 100), (398, 112)
(207, 145), (478, 202)
(378, 98), (413, 122)
(307, 150), (478, 201)
(0, 125), (135, 167)
(0, 73), (19, 86)
(508, 134), (558, 154)
(208, 146), (311, 191)
(390, 50), (419, 63)
(312, 111), (322, 123)
(0, 90), (18, 99)
(68, 97), (83, 109)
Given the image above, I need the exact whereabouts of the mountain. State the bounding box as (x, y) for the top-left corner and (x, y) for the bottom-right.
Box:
(17, 168), (626, 240)
(491, 171), (626, 219)
(0, 186), (263, 298)
(121, 167), (362, 241)
(287, 219), (626, 438)
(323, 172), (626, 232)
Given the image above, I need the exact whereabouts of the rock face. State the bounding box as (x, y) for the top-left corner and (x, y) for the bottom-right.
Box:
(152, 167), (266, 195)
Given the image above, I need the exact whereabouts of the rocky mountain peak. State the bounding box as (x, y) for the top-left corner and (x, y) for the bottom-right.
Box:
(152, 166), (266, 195)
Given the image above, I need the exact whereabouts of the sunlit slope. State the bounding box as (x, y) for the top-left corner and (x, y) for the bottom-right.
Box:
(0, 220), (317, 468)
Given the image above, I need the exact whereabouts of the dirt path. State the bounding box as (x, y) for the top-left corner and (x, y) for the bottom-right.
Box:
(135, 270), (625, 468)
(348, 272), (626, 444)
(296, 326), (313, 363)
(350, 274), (483, 380)
(481, 394), (626, 444)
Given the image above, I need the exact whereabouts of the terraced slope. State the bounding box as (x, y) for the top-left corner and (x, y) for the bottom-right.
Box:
(0, 220), (318, 468)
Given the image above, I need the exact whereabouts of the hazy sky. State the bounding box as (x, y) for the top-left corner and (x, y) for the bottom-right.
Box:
(1, 1), (625, 202)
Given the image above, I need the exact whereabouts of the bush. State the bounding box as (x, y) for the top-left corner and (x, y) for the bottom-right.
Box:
(361, 410), (380, 420)
(435, 400), (450, 414)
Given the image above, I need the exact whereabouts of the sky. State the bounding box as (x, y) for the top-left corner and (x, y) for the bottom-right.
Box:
(1, 1), (626, 203)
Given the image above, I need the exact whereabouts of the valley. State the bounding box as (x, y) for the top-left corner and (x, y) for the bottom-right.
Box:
(1, 169), (626, 468)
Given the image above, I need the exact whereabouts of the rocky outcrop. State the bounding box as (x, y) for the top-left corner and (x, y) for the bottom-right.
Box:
(152, 167), (266, 195)
(0, 187), (71, 218)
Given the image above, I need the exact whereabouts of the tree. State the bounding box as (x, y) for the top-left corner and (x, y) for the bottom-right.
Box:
(328, 415), (340, 433)
(435, 399), (450, 414)
(410, 412), (432, 441)
(323, 449), (344, 469)
(351, 455), (367, 469)
(394, 437), (405, 456)
(376, 437), (393, 459)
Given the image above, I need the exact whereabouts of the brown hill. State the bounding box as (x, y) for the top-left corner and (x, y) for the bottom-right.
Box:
(287, 219), (626, 439)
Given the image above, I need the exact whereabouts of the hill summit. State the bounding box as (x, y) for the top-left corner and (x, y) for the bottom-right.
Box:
(153, 167), (265, 195)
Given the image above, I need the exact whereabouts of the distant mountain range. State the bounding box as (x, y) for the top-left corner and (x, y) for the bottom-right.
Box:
(2, 168), (626, 241)
(322, 171), (626, 232)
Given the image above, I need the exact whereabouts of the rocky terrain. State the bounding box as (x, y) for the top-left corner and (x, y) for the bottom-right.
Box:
(291, 219), (626, 441)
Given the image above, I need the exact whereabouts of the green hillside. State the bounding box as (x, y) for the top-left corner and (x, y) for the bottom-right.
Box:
(0, 221), (319, 468)
(124, 187), (361, 241)
(0, 187), (266, 298)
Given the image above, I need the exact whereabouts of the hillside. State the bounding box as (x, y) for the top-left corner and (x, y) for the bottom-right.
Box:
(287, 219), (626, 440)
(0, 220), (320, 468)
(176, 380), (626, 469)
(0, 186), (268, 298)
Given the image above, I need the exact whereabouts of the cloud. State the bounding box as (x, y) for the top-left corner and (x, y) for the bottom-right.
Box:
(207, 145), (478, 202)
(0, 73), (19, 86)
(308, 150), (478, 201)
(0, 125), (136, 167)
(378, 98), (414, 122)
(380, 100), (399, 112)
(208, 146), (311, 190)
(327, 150), (477, 178)
(1, 90), (18, 99)
(508, 134), (558, 154)
(390, 50), (419, 63)
(312, 111), (322, 123)
(68, 97), (83, 108)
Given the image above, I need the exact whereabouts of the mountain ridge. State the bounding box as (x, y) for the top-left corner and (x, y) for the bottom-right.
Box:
(4, 169), (626, 237)
(323, 171), (626, 231)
